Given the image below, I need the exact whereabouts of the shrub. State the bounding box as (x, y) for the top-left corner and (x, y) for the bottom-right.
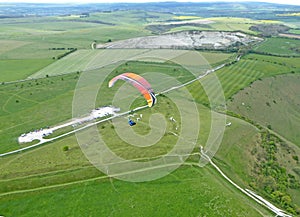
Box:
(267, 124), (272, 130)
(292, 155), (299, 162)
(63, 146), (69, 151)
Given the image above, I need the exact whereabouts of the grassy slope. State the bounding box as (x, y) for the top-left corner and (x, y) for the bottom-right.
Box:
(159, 17), (283, 34)
(0, 74), (78, 153)
(185, 52), (300, 213)
(187, 53), (300, 106)
(0, 165), (270, 217)
(227, 73), (300, 147)
(226, 54), (300, 145)
(31, 50), (233, 79)
(0, 85), (271, 216)
(253, 37), (300, 56)
(0, 51), (234, 154)
(0, 59), (54, 82)
(0, 59), (272, 216)
(214, 116), (260, 186)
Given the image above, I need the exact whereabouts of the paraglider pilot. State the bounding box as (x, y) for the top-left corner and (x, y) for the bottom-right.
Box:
(128, 118), (136, 126)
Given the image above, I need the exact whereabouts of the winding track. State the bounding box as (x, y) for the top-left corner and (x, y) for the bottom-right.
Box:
(200, 146), (292, 217)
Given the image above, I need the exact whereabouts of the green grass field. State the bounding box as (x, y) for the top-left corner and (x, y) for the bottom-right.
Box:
(0, 55), (275, 216)
(253, 37), (300, 56)
(186, 53), (300, 108)
(0, 49), (235, 155)
(214, 116), (260, 186)
(0, 59), (54, 82)
(208, 17), (260, 34)
(0, 72), (273, 216)
(0, 74), (78, 153)
(155, 17), (284, 34)
(289, 29), (300, 34)
(0, 58), (201, 153)
(31, 49), (233, 79)
(228, 73), (300, 147)
(0, 165), (271, 217)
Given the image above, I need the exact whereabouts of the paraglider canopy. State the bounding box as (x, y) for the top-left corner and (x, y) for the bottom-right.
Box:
(108, 72), (156, 107)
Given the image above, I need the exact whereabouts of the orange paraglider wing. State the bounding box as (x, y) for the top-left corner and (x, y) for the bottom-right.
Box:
(108, 72), (156, 107)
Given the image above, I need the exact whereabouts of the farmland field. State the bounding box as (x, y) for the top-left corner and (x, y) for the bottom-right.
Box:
(0, 40), (30, 55)
(0, 59), (54, 82)
(149, 16), (285, 34)
(253, 37), (300, 56)
(31, 49), (233, 79)
(187, 53), (300, 107)
(290, 29), (300, 34)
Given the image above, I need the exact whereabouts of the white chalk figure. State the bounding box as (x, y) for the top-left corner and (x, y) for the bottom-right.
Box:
(226, 122), (232, 127)
(136, 117), (141, 121)
(140, 114), (143, 118)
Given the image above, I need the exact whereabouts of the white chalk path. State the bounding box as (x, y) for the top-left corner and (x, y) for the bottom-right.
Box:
(0, 105), (147, 157)
(17, 106), (120, 144)
(200, 146), (292, 217)
(160, 63), (226, 95)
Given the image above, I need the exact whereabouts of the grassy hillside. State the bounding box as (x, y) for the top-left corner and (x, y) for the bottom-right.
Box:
(0, 72), (273, 216)
(253, 37), (300, 56)
(0, 165), (271, 217)
(186, 53), (300, 108)
(0, 59), (54, 82)
(0, 53), (276, 216)
(183, 52), (300, 214)
(228, 73), (300, 147)
(149, 16), (285, 34)
(0, 74), (78, 153)
(1, 50), (299, 214)
(0, 58), (201, 153)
